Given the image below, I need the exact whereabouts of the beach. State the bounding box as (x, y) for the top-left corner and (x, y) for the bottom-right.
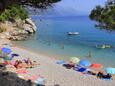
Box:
(0, 39), (115, 86)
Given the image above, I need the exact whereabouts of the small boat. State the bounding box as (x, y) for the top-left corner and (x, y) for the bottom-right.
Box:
(67, 32), (79, 35)
(96, 45), (113, 49)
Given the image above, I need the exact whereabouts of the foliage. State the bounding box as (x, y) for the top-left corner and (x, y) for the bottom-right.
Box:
(0, 5), (28, 22)
(0, 0), (61, 22)
(89, 4), (115, 30)
(0, 0), (61, 11)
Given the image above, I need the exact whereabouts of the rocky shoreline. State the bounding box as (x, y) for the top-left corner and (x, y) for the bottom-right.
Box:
(0, 18), (36, 41)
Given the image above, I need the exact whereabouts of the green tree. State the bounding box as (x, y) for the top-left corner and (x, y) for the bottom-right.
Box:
(0, 0), (61, 22)
(90, 4), (115, 30)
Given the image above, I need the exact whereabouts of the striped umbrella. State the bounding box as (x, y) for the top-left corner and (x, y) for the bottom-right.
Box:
(70, 57), (80, 64)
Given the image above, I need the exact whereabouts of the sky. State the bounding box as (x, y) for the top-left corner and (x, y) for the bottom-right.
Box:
(49, 0), (107, 16)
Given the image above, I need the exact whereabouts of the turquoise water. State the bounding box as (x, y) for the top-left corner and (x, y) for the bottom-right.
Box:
(14, 16), (115, 67)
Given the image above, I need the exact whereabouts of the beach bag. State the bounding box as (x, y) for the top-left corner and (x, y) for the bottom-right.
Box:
(35, 77), (46, 86)
(0, 58), (4, 64)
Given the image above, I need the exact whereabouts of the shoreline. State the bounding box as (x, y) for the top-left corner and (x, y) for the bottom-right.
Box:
(12, 41), (69, 61)
(0, 39), (115, 86)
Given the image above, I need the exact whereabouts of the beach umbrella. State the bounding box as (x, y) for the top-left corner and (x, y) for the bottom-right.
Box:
(105, 68), (115, 74)
(2, 47), (12, 54)
(79, 60), (91, 67)
(70, 57), (80, 64)
(91, 63), (103, 68)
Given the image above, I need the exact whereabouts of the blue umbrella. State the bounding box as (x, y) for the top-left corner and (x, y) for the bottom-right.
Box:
(105, 68), (115, 74)
(79, 60), (91, 67)
(2, 47), (12, 54)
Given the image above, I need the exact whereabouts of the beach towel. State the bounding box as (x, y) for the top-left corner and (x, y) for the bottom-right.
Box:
(16, 68), (28, 74)
(56, 60), (65, 64)
(35, 77), (46, 86)
(102, 78), (112, 81)
(74, 67), (87, 72)
(10, 61), (15, 65)
(30, 75), (40, 81)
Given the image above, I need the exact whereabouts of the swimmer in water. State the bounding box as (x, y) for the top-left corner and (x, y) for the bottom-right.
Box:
(60, 44), (64, 49)
(88, 51), (92, 58)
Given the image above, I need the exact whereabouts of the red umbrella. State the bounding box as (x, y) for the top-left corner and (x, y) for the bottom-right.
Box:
(90, 63), (103, 68)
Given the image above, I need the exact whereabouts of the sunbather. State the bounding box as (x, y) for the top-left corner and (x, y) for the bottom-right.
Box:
(63, 63), (75, 69)
(24, 58), (39, 68)
(14, 58), (39, 69)
(97, 72), (112, 79)
(102, 73), (112, 79)
(14, 60), (27, 69)
(97, 71), (103, 79)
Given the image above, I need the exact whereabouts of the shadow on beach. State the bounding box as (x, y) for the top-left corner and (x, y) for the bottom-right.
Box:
(0, 65), (34, 86)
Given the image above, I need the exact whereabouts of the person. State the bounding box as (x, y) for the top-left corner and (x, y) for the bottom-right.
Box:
(63, 62), (75, 69)
(87, 51), (92, 58)
(60, 44), (64, 49)
(97, 71), (103, 79)
(102, 73), (112, 79)
(14, 60), (27, 69)
(27, 58), (32, 66)
(24, 58), (39, 68)
(87, 71), (96, 75)
(14, 60), (20, 68)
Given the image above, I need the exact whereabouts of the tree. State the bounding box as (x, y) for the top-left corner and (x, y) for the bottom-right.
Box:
(0, 0), (61, 12)
(89, 4), (115, 30)
(0, 0), (61, 22)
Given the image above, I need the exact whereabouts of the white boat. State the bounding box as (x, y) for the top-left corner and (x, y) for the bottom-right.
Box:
(96, 45), (113, 49)
(67, 32), (79, 35)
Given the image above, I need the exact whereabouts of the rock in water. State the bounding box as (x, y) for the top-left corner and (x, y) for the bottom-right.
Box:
(0, 18), (37, 41)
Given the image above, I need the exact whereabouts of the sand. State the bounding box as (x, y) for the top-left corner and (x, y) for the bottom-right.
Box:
(0, 39), (115, 86)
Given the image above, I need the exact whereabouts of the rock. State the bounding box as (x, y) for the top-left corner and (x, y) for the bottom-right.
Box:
(0, 18), (37, 41)
(25, 18), (37, 31)
(23, 24), (34, 33)
(18, 30), (28, 34)
(8, 35), (28, 41)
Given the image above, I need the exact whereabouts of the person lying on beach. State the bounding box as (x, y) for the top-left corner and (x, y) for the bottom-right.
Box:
(13, 59), (39, 69)
(14, 60), (27, 69)
(63, 63), (75, 69)
(23, 58), (40, 68)
(87, 71), (96, 75)
(102, 73), (112, 79)
(97, 72), (112, 79)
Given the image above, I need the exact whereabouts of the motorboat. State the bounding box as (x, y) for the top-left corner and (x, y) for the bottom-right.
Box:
(67, 32), (79, 35)
(96, 45), (113, 49)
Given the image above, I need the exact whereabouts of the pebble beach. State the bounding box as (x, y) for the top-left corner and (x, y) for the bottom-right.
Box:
(0, 39), (115, 86)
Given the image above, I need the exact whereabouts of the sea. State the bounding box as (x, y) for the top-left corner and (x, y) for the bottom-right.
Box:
(13, 16), (115, 67)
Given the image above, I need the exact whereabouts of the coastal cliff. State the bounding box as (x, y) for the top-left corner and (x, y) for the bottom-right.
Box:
(0, 18), (37, 41)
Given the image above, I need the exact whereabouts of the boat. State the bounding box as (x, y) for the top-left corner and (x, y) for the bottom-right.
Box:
(67, 32), (79, 35)
(96, 45), (113, 49)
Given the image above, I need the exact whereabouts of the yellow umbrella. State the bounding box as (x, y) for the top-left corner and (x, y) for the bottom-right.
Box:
(70, 57), (80, 64)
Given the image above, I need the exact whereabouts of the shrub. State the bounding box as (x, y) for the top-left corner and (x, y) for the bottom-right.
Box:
(0, 4), (28, 22)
